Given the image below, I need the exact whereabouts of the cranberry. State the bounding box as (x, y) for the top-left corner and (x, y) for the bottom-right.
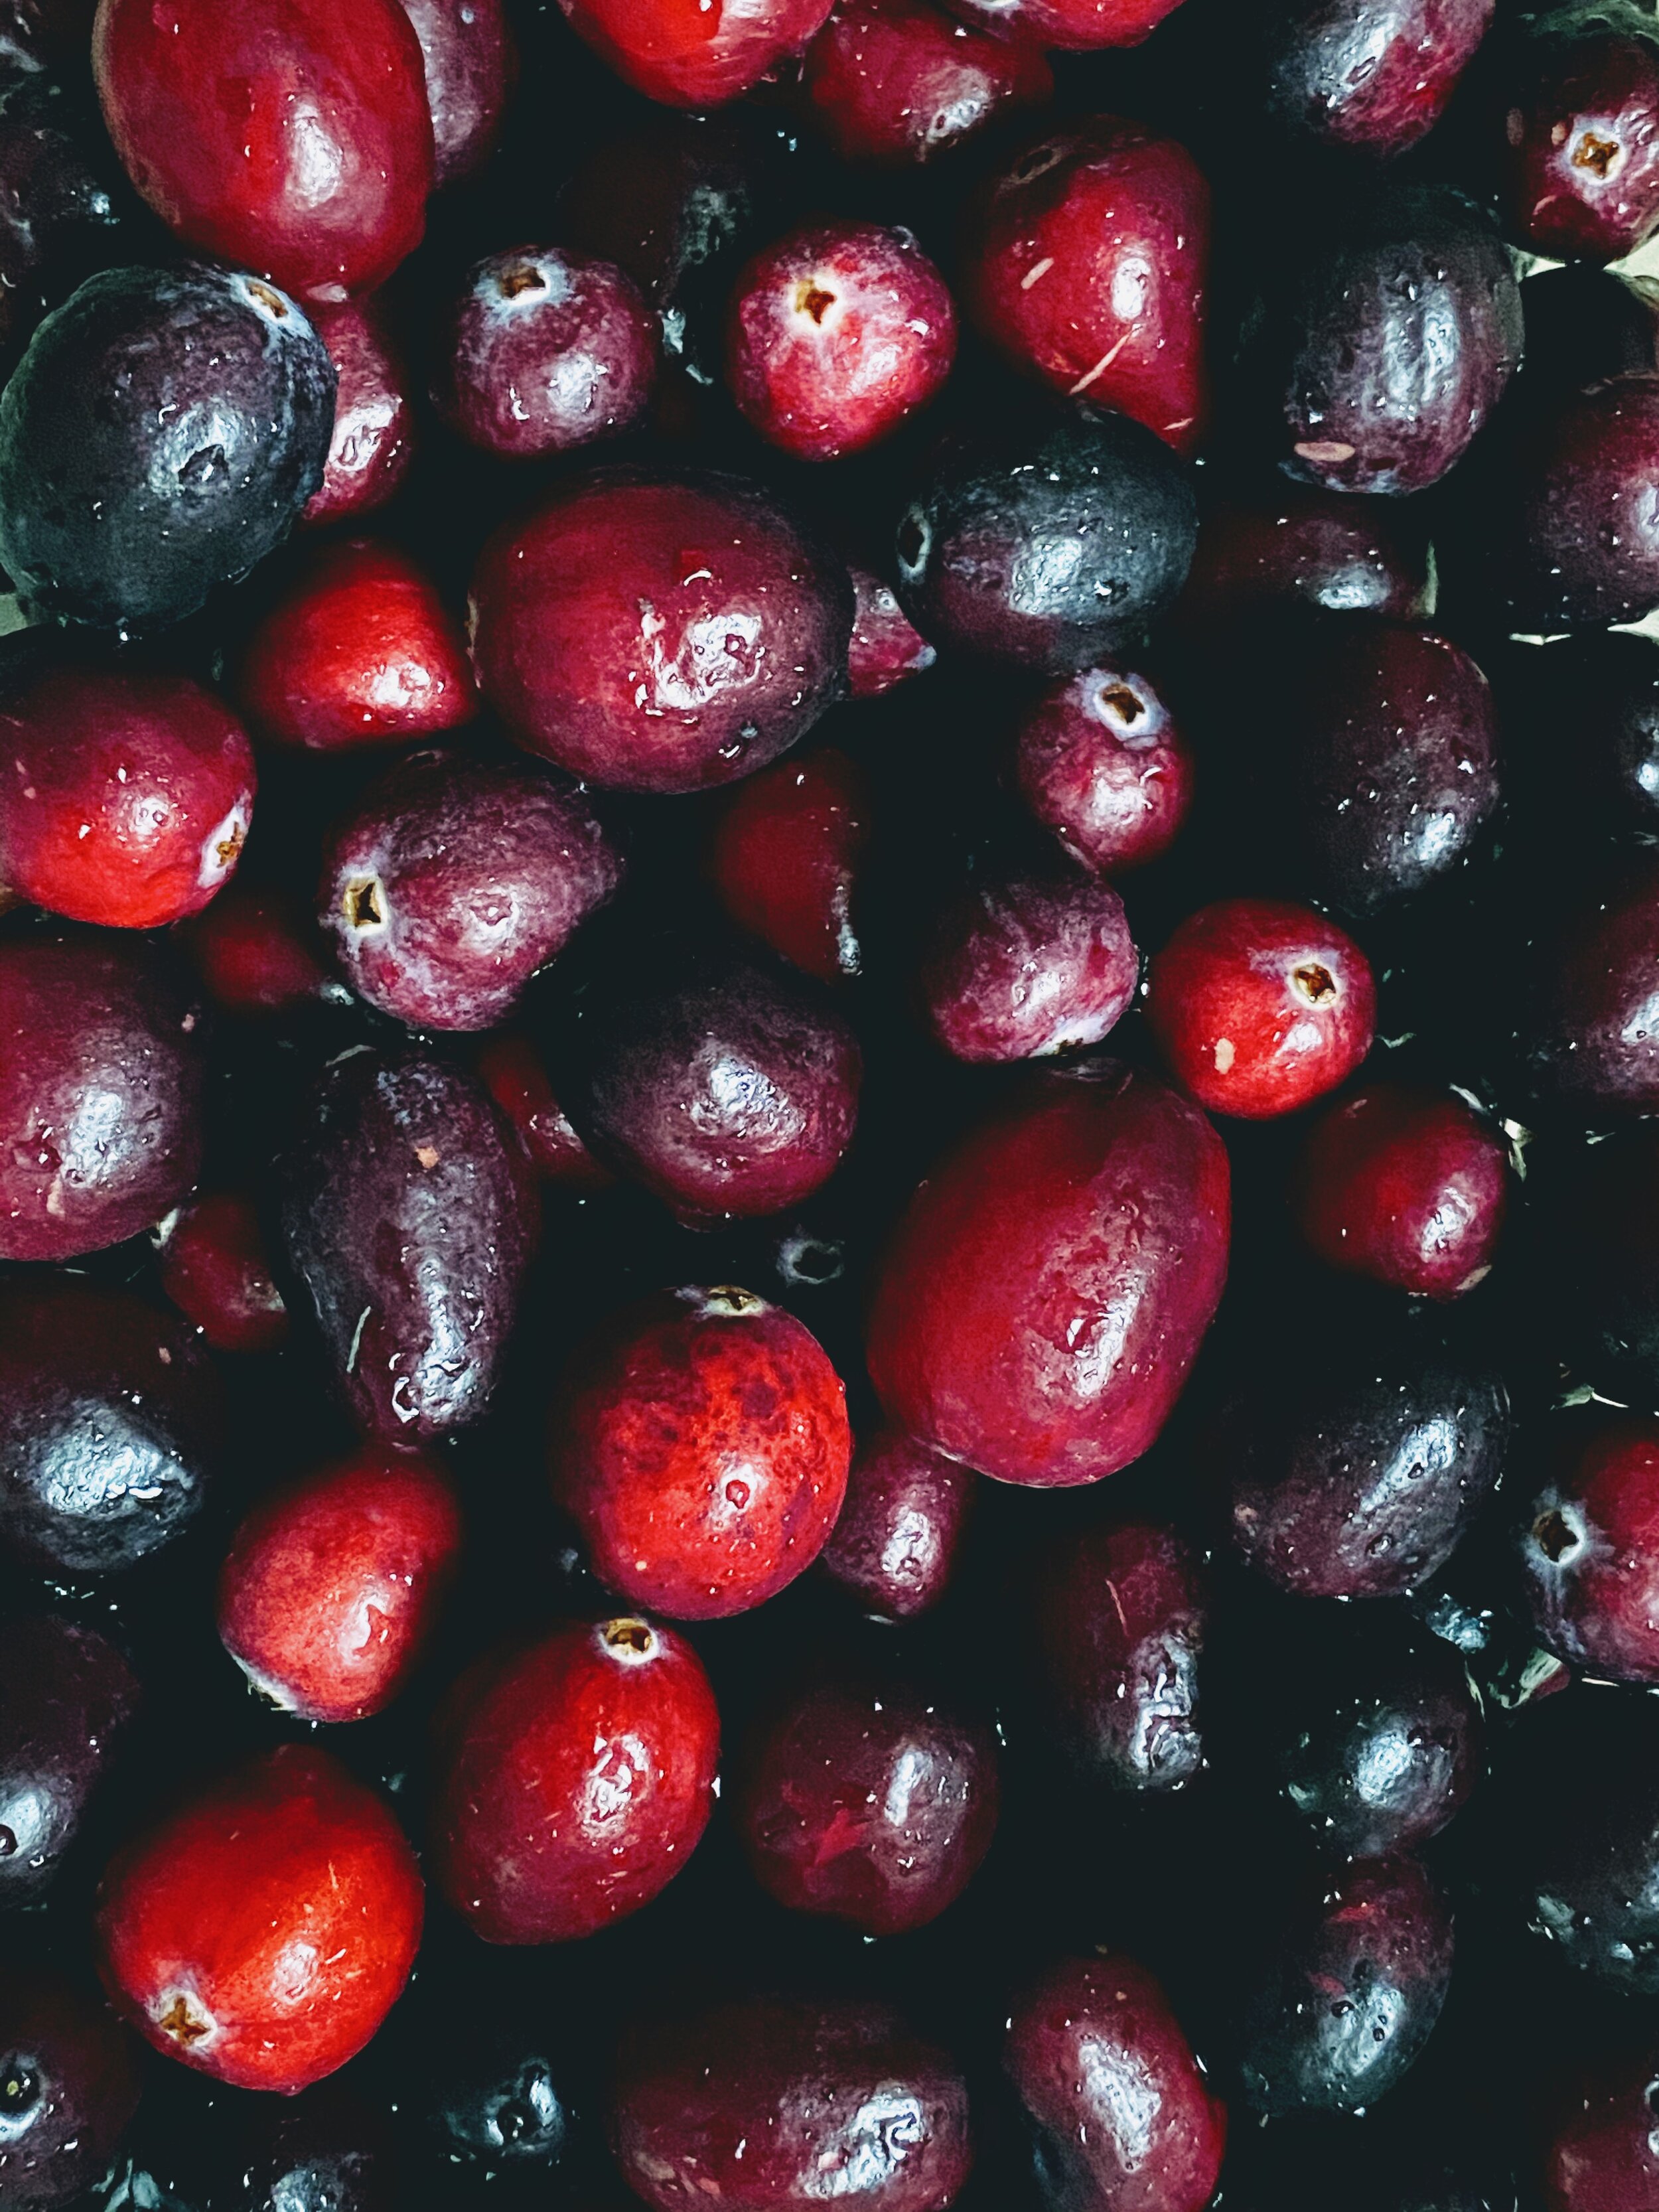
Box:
(707, 746), (873, 984)
(1146, 898), (1376, 1121)
(818, 1425), (975, 1620)
(182, 882), (334, 1017)
(1260, 0), (1494, 156)
(1497, 2), (1659, 263)
(555, 0), (833, 107)
(1293, 1082), (1509, 1300)
(1542, 2040), (1659, 2212)
(474, 1030), (614, 1191)
(611, 1994), (972, 2212)
(157, 1189), (290, 1355)
(847, 565), (935, 698)
(939, 0), (1185, 50)
(430, 1614), (719, 1945)
(433, 246), (656, 461)
(301, 298), (417, 528)
(866, 1061), (1230, 1487)
(0, 932), (204, 1262)
(0, 1966), (141, 2211)
(964, 119), (1209, 457)
(241, 538), (478, 754)
(917, 865), (1138, 1063)
(801, 0), (1052, 168)
(551, 1285), (851, 1620)
(1004, 1954), (1226, 2212)
(1519, 855), (1659, 1114)
(94, 0), (431, 301)
(1012, 662), (1194, 877)
(469, 469), (853, 794)
(1522, 1419), (1659, 1686)
(96, 1743), (422, 2093)
(1174, 481), (1433, 628)
(0, 1617), (140, 1903)
(397, 0), (515, 188)
(1487, 376), (1659, 631)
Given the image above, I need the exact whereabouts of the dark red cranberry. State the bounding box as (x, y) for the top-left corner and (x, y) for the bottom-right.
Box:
(0, 1617), (139, 1903)
(470, 469), (853, 793)
(1175, 482), (1433, 627)
(1522, 632), (1659, 830)
(917, 865), (1138, 1063)
(1293, 1082), (1509, 1300)
(241, 538), (478, 753)
(1488, 376), (1659, 631)
(0, 664), (254, 929)
(551, 1286), (851, 1620)
(0, 1965), (141, 2211)
(1004, 1954), (1226, 2212)
(964, 119), (1210, 457)
(96, 1744), (422, 2093)
(0, 932), (204, 1262)
(867, 1062), (1230, 1487)
(301, 298), (417, 528)
(474, 1031), (613, 1191)
(818, 1426), (975, 1621)
(182, 882), (334, 1017)
(1542, 2040), (1659, 2212)
(802, 0), (1052, 167)
(157, 1189), (290, 1355)
(1261, 0), (1494, 155)
(431, 1614), (719, 1945)
(1236, 1854), (1453, 2115)
(433, 246), (656, 461)
(707, 746), (873, 984)
(611, 1994), (972, 2212)
(0, 1278), (224, 1576)
(1012, 662), (1194, 877)
(397, 0), (515, 188)
(279, 1047), (536, 1440)
(1522, 1419), (1659, 1686)
(1519, 855), (1659, 1114)
(557, 0), (832, 106)
(848, 565), (935, 698)
(940, 0), (1185, 49)
(1497, 3), (1659, 262)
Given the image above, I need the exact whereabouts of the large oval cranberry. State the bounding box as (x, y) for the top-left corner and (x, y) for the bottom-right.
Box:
(555, 0), (833, 108)
(1522, 1419), (1659, 1685)
(0, 1615), (140, 1903)
(1174, 482), (1433, 628)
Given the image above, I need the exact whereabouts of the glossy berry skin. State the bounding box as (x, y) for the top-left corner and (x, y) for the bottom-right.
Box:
(1261, 0), (1494, 156)
(0, 1616), (140, 1903)
(551, 1286), (851, 1621)
(0, 666), (254, 929)
(726, 220), (956, 463)
(301, 298), (416, 528)
(0, 1966), (141, 2211)
(848, 565), (935, 698)
(434, 246), (656, 460)
(157, 1189), (290, 1355)
(964, 120), (1209, 458)
(217, 1449), (463, 1723)
(242, 538), (477, 753)
(431, 1615), (719, 1945)
(183, 883), (332, 1017)
(0, 264), (334, 633)
(470, 469), (853, 794)
(1520, 857), (1659, 1115)
(801, 0), (1052, 168)
(93, 0), (433, 301)
(0, 932), (204, 1262)
(1294, 1082), (1509, 1300)
(1492, 377), (1659, 632)
(555, 0), (832, 107)
(399, 0), (515, 188)
(940, 0), (1184, 50)
(1004, 1954), (1226, 2212)
(320, 747), (622, 1031)
(611, 1994), (973, 2212)
(707, 746), (873, 983)
(1012, 662), (1194, 877)
(1522, 1420), (1659, 1686)
(918, 865), (1139, 1063)
(1175, 482), (1432, 627)
(1497, 4), (1659, 263)
(474, 1031), (613, 1191)
(867, 1062), (1230, 1488)
(1146, 899), (1376, 1121)
(1543, 2041), (1659, 2212)
(1511, 1692), (1659, 1994)
(819, 1426), (975, 1620)
(95, 1743), (423, 2093)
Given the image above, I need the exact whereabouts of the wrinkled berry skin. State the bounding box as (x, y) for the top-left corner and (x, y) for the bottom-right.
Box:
(0, 1616), (140, 1903)
(157, 1189), (290, 1355)
(1522, 1420), (1659, 1686)
(94, 0), (433, 300)
(918, 866), (1139, 1064)
(0, 1966), (141, 2211)
(1236, 1854), (1453, 2116)
(848, 567), (936, 698)
(802, 0), (1052, 168)
(321, 747), (623, 1032)
(940, 0), (1183, 49)
(1519, 857), (1659, 1115)
(1012, 663), (1195, 877)
(611, 1994), (973, 2212)
(0, 1279), (224, 1576)
(0, 263), (334, 633)
(867, 1062), (1230, 1489)
(95, 1743), (423, 2094)
(1261, 0), (1494, 156)
(302, 298), (416, 528)
(279, 1048), (536, 1441)
(1175, 482), (1433, 627)
(183, 883), (332, 1017)
(820, 1427), (975, 1621)
(399, 0), (515, 188)
(557, 0), (833, 106)
(965, 119), (1209, 457)
(1004, 1954), (1226, 2212)
(707, 747), (873, 983)
(1490, 376), (1659, 632)
(0, 932), (205, 1262)
(431, 1615), (720, 1945)
(1497, 3), (1659, 263)
(1543, 2040), (1659, 2212)
(896, 406), (1197, 674)
(470, 469), (853, 794)
(551, 1286), (851, 1621)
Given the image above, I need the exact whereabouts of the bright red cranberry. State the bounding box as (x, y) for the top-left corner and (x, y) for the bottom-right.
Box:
(1146, 898), (1376, 1120)
(241, 539), (477, 754)
(940, 0), (1184, 48)
(0, 932), (204, 1262)
(93, 0), (433, 301)
(474, 1031), (614, 1191)
(867, 1062), (1230, 1487)
(397, 0), (515, 187)
(1494, 376), (1659, 631)
(848, 564), (935, 698)
(0, 1965), (141, 2211)
(182, 882), (334, 1017)
(918, 865), (1138, 1063)
(433, 246), (657, 461)
(1012, 662), (1193, 877)
(551, 1285), (851, 1620)
(725, 219), (956, 463)
(1005, 1954), (1226, 2212)
(1523, 1420), (1659, 1685)
(611, 1994), (972, 2212)
(431, 1614), (719, 1945)
(1498, 3), (1659, 263)
(301, 298), (417, 528)
(802, 0), (1051, 166)
(1521, 856), (1659, 1114)
(0, 1617), (140, 1904)
(157, 1189), (290, 1355)
(818, 1426), (975, 1620)
(964, 119), (1209, 456)
(96, 1744), (422, 2093)
(555, 0), (833, 107)
(469, 471), (853, 794)
(217, 1448), (463, 1722)
(1262, 0), (1494, 155)
(1174, 482), (1433, 628)
(1293, 1082), (1509, 1300)
(707, 747), (873, 985)
(1543, 2040), (1659, 2212)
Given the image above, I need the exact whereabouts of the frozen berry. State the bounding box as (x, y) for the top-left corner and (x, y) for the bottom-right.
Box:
(1486, 376), (1659, 631)
(157, 1189), (290, 1355)
(1175, 481), (1433, 627)
(819, 1426), (975, 1621)
(1542, 2039), (1659, 2212)
(1518, 855), (1659, 1114)
(802, 0), (1052, 168)
(918, 864), (1139, 1063)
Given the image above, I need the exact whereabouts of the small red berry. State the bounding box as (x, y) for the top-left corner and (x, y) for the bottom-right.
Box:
(555, 0), (833, 108)
(157, 1190), (290, 1355)
(818, 1426), (975, 1620)
(1524, 1420), (1659, 1686)
(802, 0), (1052, 169)
(474, 1031), (614, 1191)
(1012, 662), (1194, 876)
(705, 746), (873, 984)
(182, 883), (334, 1018)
